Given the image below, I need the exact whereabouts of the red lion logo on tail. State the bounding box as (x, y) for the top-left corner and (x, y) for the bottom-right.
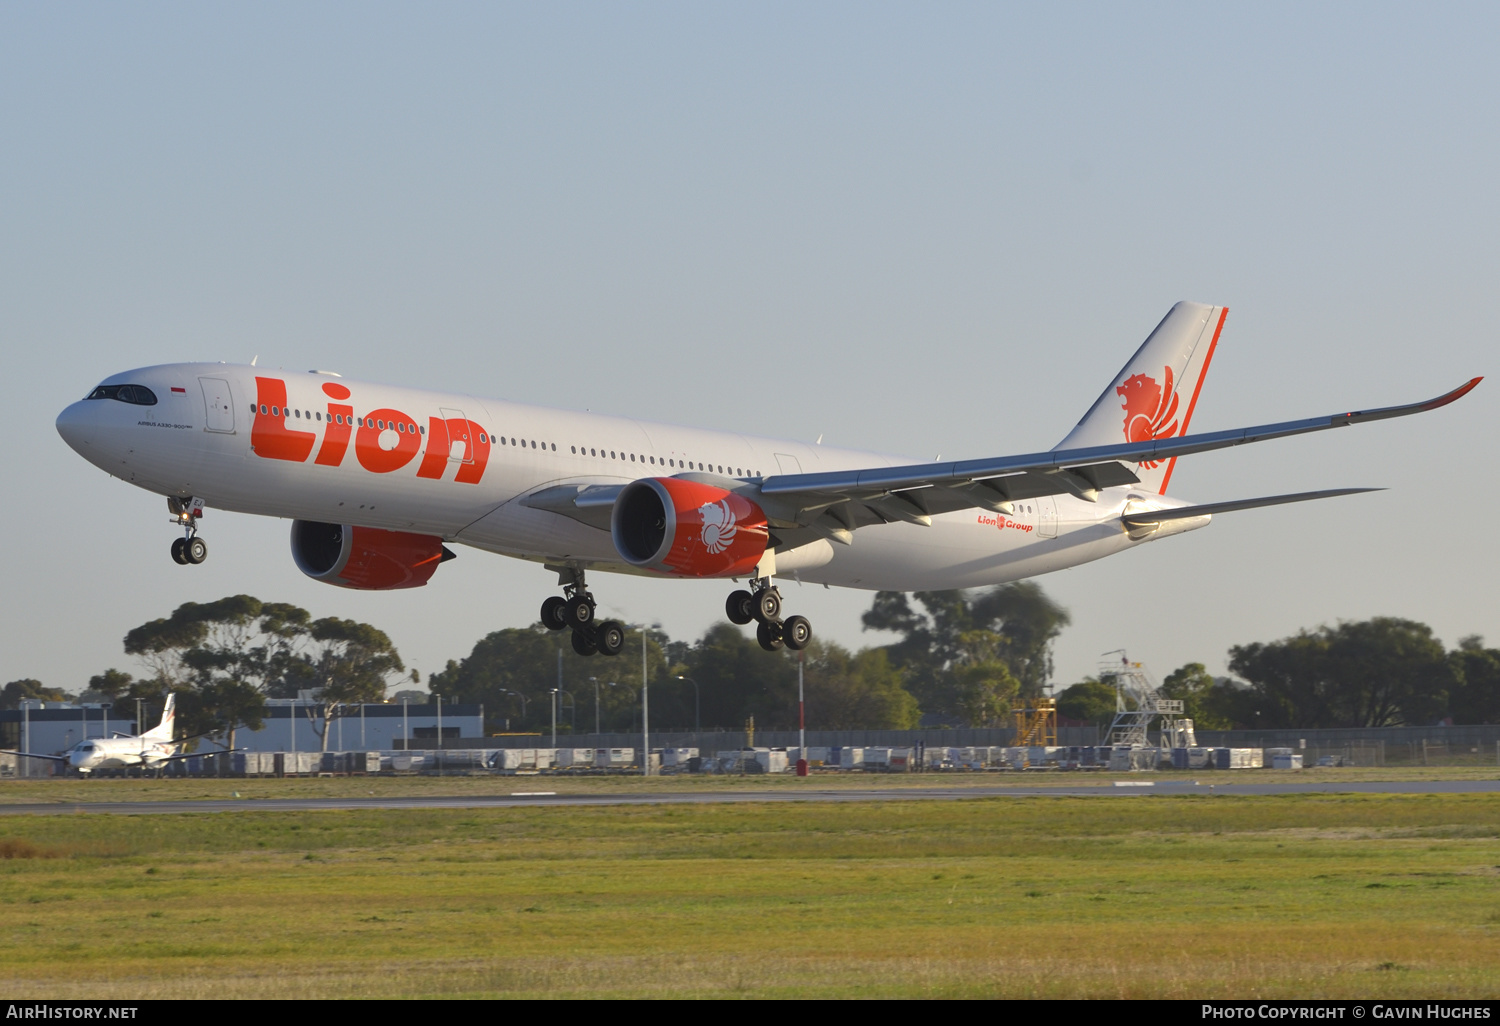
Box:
(1117, 366), (1180, 468)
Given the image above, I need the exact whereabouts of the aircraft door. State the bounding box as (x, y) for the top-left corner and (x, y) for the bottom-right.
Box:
(1038, 496), (1058, 538)
(440, 408), (474, 463)
(199, 377), (235, 433)
(774, 453), (803, 475)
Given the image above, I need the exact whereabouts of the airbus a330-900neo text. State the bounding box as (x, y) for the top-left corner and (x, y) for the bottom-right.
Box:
(55, 303), (1479, 657)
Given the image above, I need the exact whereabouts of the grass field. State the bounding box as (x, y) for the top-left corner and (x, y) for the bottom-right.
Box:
(1, 786), (1498, 998)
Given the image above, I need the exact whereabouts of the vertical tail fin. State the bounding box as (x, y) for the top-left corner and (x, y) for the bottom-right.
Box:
(141, 693), (176, 741)
(1053, 301), (1227, 494)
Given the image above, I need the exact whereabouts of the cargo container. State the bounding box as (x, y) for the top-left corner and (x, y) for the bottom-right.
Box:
(838, 747), (865, 770)
(660, 747), (699, 768)
(1212, 747), (1263, 770)
(593, 747), (634, 769)
(555, 748), (595, 769)
(752, 749), (789, 774)
(1270, 753), (1303, 770)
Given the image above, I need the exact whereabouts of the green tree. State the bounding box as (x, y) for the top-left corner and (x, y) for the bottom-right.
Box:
(1449, 636), (1500, 725)
(1056, 677), (1116, 730)
(294, 618), (405, 752)
(1229, 617), (1452, 728)
(1, 679), (71, 709)
(801, 643), (922, 730)
(430, 625), (671, 735)
(1159, 662), (1243, 731)
(861, 583), (1069, 724)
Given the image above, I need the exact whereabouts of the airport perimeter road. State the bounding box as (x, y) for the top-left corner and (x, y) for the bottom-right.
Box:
(1, 777), (1498, 816)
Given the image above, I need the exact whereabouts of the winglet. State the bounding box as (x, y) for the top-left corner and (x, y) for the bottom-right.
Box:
(1343, 377), (1482, 425)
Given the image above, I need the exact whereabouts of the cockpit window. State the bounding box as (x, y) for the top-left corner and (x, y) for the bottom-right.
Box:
(86, 384), (159, 406)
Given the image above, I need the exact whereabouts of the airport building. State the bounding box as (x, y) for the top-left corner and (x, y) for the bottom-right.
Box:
(0, 695), (484, 773)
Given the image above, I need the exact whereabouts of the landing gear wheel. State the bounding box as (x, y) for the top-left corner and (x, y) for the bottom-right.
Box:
(540, 596), (568, 631)
(782, 615), (812, 651)
(185, 537), (207, 565)
(564, 595), (595, 628)
(726, 590), (755, 625)
(753, 588), (782, 624)
(170, 538), (189, 565)
(756, 620), (785, 652)
(570, 629), (598, 656)
(595, 620), (626, 656)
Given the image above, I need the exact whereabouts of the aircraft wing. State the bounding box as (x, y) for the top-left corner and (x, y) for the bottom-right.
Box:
(0, 750), (68, 762)
(522, 482), (626, 530)
(1120, 488), (1382, 528)
(151, 748), (243, 763)
(753, 378), (1480, 539)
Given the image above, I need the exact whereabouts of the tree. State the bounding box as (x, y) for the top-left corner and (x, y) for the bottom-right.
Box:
(800, 643), (921, 730)
(1228, 617), (1453, 728)
(429, 624), (671, 735)
(1, 679), (71, 709)
(1159, 662), (1243, 731)
(295, 618), (405, 752)
(120, 597), (400, 751)
(1449, 636), (1500, 725)
(861, 583), (1069, 725)
(123, 596), (279, 748)
(1056, 677), (1116, 730)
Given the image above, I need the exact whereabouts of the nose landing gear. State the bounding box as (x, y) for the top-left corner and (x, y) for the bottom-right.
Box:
(728, 578), (812, 652)
(540, 567), (626, 657)
(167, 497), (207, 565)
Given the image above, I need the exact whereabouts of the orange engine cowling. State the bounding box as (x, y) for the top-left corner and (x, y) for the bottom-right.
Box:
(291, 520), (454, 590)
(611, 478), (769, 578)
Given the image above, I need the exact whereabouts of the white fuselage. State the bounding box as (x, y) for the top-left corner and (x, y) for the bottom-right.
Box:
(65, 737), (175, 774)
(55, 363), (1207, 591)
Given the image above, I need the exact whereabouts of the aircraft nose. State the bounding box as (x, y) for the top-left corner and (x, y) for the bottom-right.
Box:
(55, 401), (100, 455)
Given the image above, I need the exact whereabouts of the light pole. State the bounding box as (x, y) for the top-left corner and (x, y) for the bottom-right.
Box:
(500, 689), (527, 723)
(676, 676), (700, 733)
(627, 625), (659, 775)
(549, 688), (558, 747)
(589, 676), (599, 736)
(796, 650), (808, 777)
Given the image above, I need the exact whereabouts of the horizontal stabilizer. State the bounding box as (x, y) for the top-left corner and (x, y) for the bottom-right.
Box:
(1121, 487), (1383, 527)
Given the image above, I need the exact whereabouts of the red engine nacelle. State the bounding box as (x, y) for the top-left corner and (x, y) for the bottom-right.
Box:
(291, 520), (454, 590)
(611, 478), (769, 578)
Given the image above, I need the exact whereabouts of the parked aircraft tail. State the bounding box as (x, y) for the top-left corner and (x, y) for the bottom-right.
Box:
(140, 693), (176, 741)
(1053, 301), (1228, 494)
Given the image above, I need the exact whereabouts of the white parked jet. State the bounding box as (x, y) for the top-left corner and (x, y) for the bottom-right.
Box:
(4, 695), (186, 775)
(55, 303), (1479, 656)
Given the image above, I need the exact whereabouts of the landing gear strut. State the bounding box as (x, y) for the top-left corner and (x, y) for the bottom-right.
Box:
(167, 497), (207, 565)
(540, 566), (625, 657)
(729, 578), (812, 652)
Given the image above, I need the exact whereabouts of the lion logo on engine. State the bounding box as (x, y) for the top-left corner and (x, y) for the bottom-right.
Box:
(699, 499), (738, 554)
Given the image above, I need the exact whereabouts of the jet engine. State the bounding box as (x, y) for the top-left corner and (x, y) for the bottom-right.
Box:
(290, 520), (454, 590)
(611, 478), (769, 578)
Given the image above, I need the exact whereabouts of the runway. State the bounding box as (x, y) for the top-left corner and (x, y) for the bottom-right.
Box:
(0, 777), (1497, 816)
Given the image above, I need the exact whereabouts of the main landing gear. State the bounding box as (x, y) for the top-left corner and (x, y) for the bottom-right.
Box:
(167, 496), (207, 566)
(726, 578), (812, 653)
(540, 568), (626, 658)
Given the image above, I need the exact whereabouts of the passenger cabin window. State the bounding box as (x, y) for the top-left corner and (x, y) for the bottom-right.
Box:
(87, 384), (158, 406)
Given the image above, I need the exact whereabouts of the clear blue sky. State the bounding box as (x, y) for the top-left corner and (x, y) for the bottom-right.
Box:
(3, 2), (1495, 697)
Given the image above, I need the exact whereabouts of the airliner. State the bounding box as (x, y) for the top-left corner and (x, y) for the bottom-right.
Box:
(3, 695), (185, 775)
(54, 302), (1479, 657)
